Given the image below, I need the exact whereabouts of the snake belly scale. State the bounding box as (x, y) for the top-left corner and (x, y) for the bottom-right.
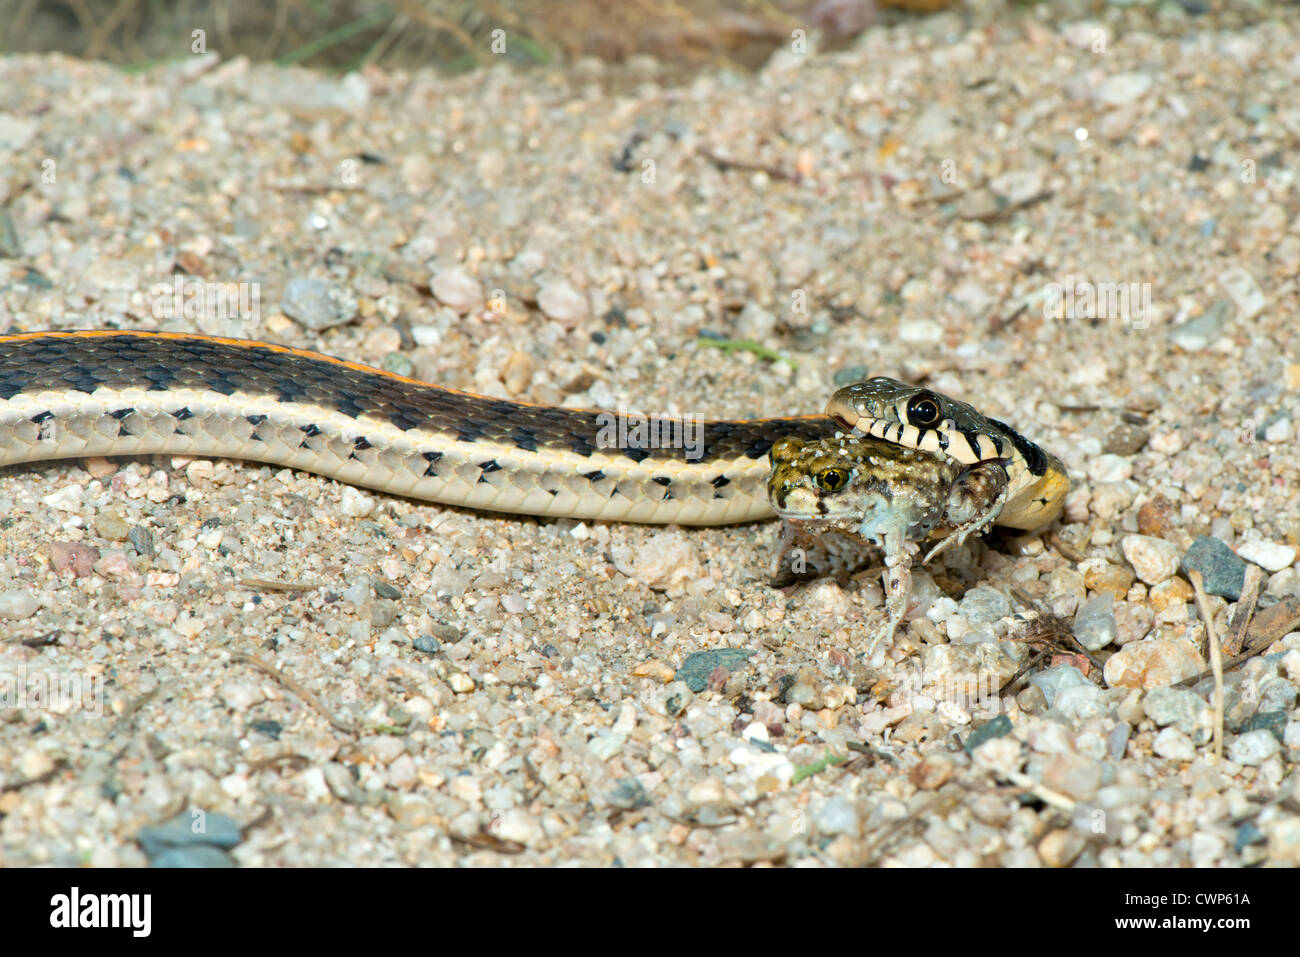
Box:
(0, 330), (842, 525)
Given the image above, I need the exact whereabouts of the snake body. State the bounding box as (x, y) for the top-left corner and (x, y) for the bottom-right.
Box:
(0, 331), (841, 525)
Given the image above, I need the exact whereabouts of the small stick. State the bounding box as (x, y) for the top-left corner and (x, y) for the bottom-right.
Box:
(239, 577), (318, 592)
(230, 652), (357, 735)
(1222, 565), (1263, 657)
(1002, 770), (1077, 813)
(1188, 571), (1224, 760)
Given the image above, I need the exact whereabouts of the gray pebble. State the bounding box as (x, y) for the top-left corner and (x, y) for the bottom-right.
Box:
(0, 210), (21, 258)
(960, 585), (1012, 625)
(605, 777), (650, 810)
(137, 810), (242, 858)
(963, 714), (1012, 753)
(281, 278), (359, 330)
(128, 526), (155, 558)
(833, 364), (869, 386)
(1108, 722), (1132, 760)
(675, 648), (755, 693)
(1104, 422), (1149, 456)
(381, 352), (414, 377)
(373, 580), (402, 600)
(1180, 536), (1246, 600)
(1240, 710), (1288, 743)
(1143, 686), (1211, 742)
(1028, 664), (1089, 708)
(413, 635), (441, 654)
(1074, 593), (1117, 651)
(1166, 300), (1230, 351)
(151, 846), (236, 868)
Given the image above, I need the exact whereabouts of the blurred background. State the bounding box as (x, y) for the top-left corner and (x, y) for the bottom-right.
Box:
(0, 0), (1280, 76)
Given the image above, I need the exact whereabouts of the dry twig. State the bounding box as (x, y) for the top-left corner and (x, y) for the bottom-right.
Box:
(1187, 571), (1225, 760)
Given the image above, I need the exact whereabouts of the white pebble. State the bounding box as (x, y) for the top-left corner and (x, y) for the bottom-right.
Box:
(17, 748), (55, 779)
(449, 673), (475, 694)
(339, 486), (375, 517)
(610, 531), (701, 596)
(489, 808), (543, 846)
(537, 280), (589, 325)
(1152, 727), (1196, 761)
(1121, 534), (1181, 585)
(1218, 265), (1266, 320)
(1237, 540), (1296, 572)
(972, 736), (1022, 776)
(897, 318), (943, 344)
(1228, 729), (1280, 766)
(1147, 431), (1184, 456)
(430, 267), (483, 314)
(42, 485), (84, 512)
(0, 590), (39, 620)
(1094, 72), (1152, 106)
(1265, 418), (1292, 443)
(218, 678), (264, 711)
(1087, 454), (1132, 483)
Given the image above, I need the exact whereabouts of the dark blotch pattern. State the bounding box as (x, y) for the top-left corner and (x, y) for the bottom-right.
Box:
(0, 333), (840, 466)
(986, 416), (1048, 477)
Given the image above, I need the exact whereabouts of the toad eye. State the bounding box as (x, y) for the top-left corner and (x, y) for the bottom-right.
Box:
(815, 468), (850, 492)
(906, 391), (942, 427)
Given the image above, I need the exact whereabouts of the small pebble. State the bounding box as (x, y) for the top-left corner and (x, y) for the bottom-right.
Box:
(280, 278), (359, 330)
(1181, 536), (1247, 600)
(1228, 729), (1281, 766)
(1121, 534), (1181, 585)
(1104, 637), (1205, 689)
(1152, 727), (1197, 761)
(1074, 593), (1118, 651)
(448, 673), (475, 694)
(0, 590), (39, 620)
(1237, 540), (1296, 572)
(536, 279), (589, 325)
(1218, 265), (1266, 320)
(340, 486), (375, 517)
(1028, 664), (1090, 707)
(1094, 72), (1153, 106)
(430, 267), (483, 314)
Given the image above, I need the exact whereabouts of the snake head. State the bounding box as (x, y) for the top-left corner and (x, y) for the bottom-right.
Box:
(824, 376), (968, 439)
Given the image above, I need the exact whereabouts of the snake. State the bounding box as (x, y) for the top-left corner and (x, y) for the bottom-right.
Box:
(823, 376), (1069, 531)
(0, 330), (846, 525)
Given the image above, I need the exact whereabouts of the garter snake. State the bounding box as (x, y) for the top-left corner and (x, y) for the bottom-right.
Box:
(0, 330), (842, 525)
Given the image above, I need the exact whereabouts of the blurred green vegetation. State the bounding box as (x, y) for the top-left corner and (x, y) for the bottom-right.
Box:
(0, 0), (1285, 75)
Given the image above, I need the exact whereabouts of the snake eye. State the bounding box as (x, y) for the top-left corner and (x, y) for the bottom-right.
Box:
(906, 391), (942, 427)
(815, 468), (850, 493)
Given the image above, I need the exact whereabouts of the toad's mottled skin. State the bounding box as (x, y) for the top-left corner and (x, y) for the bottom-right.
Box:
(768, 432), (1009, 656)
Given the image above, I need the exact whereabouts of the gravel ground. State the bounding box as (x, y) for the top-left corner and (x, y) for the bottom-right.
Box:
(2, 1), (1299, 867)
